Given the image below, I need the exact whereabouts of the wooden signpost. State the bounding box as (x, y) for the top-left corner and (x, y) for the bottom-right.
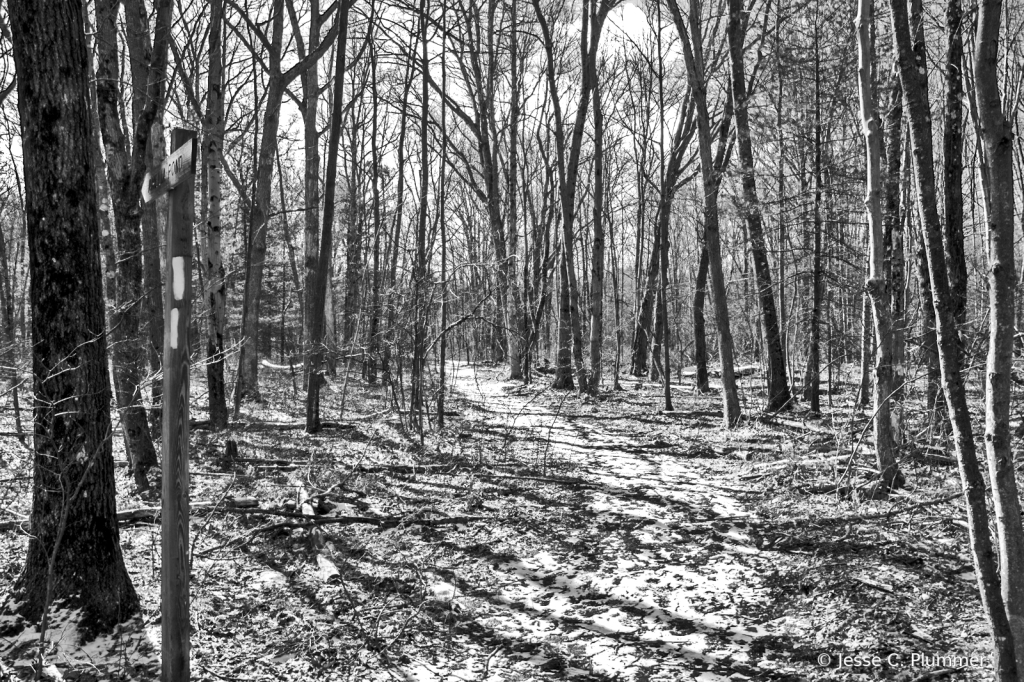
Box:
(143, 128), (196, 682)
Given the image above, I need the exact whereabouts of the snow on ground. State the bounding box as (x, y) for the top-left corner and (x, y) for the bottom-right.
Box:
(378, 364), (777, 681)
(0, 606), (157, 680)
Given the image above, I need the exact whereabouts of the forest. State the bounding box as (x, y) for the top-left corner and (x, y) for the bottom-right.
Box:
(0, 0), (1023, 678)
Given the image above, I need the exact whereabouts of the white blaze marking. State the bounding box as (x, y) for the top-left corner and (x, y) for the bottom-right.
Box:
(170, 309), (179, 349)
(173, 257), (185, 300)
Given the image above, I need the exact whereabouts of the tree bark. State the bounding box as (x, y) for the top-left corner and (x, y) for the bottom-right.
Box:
(943, 0), (967, 328)
(235, 0), (286, 405)
(669, 0), (741, 426)
(507, 0), (524, 381)
(204, 0), (228, 430)
(122, 1), (164, 433)
(141, 122), (164, 436)
(553, 249), (574, 389)
(693, 243), (710, 392)
(5, 0), (139, 636)
(887, 0), (1019, 675)
(881, 73), (904, 397)
(532, 0), (612, 392)
(588, 72), (605, 393)
(727, 0), (789, 412)
(973, 0), (1024, 667)
(803, 37), (823, 414)
(235, 0), (339, 404)
(94, 0), (170, 486)
(300, 0), (321, 391)
(306, 1), (351, 432)
(410, 0), (430, 430)
(367, 21), (383, 385)
(856, 292), (871, 409)
(855, 0), (903, 491)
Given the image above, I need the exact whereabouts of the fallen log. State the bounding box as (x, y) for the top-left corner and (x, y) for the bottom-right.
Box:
(353, 463), (455, 475)
(256, 513), (491, 532)
(0, 497), (261, 532)
(192, 420), (353, 432)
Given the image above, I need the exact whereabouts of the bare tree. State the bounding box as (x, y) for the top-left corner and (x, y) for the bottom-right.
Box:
(726, 0), (789, 411)
(204, 0), (229, 429)
(668, 0), (742, 426)
(887, 0), (1018, 675)
(855, 0), (902, 491)
(532, 0), (616, 391)
(306, 0), (352, 432)
(4, 0), (139, 638)
(232, 0), (339, 404)
(93, 0), (172, 487)
(973, 0), (1024, 667)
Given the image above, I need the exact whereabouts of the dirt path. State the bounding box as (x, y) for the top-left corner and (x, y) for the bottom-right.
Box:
(421, 365), (784, 681)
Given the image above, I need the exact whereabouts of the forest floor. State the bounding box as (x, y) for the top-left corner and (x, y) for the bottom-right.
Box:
(0, 361), (1004, 681)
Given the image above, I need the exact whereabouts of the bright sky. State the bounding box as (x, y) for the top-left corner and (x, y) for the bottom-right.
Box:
(612, 1), (651, 42)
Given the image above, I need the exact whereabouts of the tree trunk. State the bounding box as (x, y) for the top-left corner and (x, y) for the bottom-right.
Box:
(887, 0), (1019, 675)
(367, 21), (383, 385)
(916, 232), (944, 427)
(0, 211), (22, 442)
(122, 0), (164, 435)
(856, 293), (871, 409)
(881, 73), (905, 398)
(141, 122), (164, 437)
(235, 22), (285, 405)
(727, 0), (790, 412)
(553, 249), (574, 389)
(944, 0), (967, 328)
(342, 90), (363, 350)
(693, 243), (710, 393)
(410, 0), (430, 431)
(508, 0), (524, 381)
(775, 0), (788, 381)
(658, 204), (672, 411)
(670, 0), (741, 426)
(588, 73), (605, 393)
(803, 40), (823, 414)
(301, 0), (322, 391)
(634, 226), (659, 380)
(855, 0), (903, 491)
(94, 0), (170, 487)
(437, 3), (450, 425)
(4, 0), (139, 636)
(973, 0), (1024, 667)
(204, 0), (228, 430)
(532, 0), (612, 392)
(305, 1), (351, 432)
(382, 62), (414, 385)
(237, 0), (337, 403)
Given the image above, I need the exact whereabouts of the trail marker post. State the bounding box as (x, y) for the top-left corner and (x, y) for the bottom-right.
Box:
(143, 127), (196, 682)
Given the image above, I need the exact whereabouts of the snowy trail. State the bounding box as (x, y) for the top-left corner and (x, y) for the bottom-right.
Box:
(405, 366), (780, 682)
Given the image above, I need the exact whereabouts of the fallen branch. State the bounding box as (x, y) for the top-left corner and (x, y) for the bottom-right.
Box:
(352, 463), (457, 475)
(758, 415), (838, 436)
(110, 499), (489, 534)
(756, 493), (961, 531)
(255, 513), (490, 532)
(0, 497), (261, 532)
(192, 420), (353, 432)
(477, 471), (601, 489)
(909, 669), (961, 682)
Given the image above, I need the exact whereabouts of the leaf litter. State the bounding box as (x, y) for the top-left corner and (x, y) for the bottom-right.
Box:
(0, 363), (1002, 680)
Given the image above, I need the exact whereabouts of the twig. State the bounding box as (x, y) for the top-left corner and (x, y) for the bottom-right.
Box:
(756, 493), (961, 530)
(909, 669), (961, 682)
(255, 513), (491, 532)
